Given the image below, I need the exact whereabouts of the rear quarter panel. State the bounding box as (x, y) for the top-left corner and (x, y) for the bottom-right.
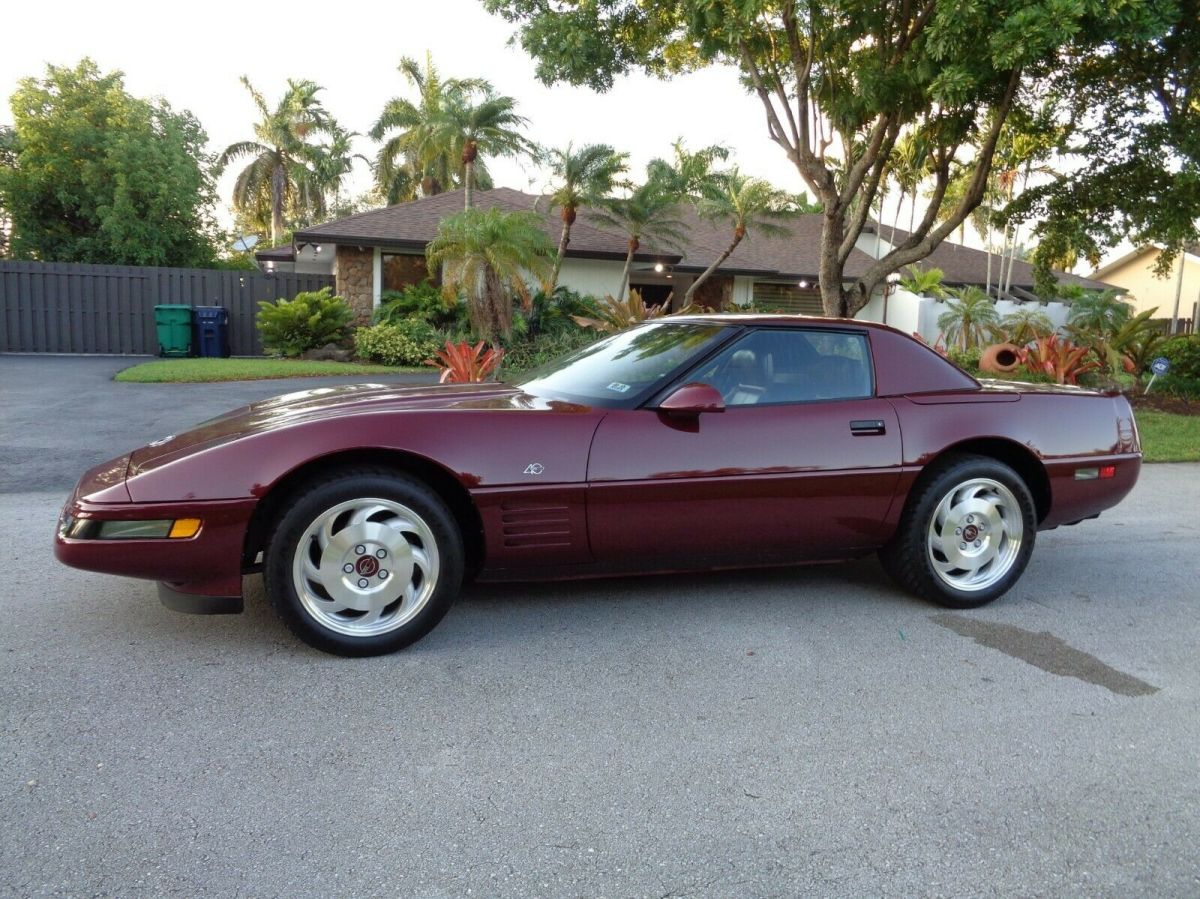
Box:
(891, 390), (1140, 529)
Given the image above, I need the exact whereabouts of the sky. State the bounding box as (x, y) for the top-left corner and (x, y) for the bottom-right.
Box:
(1, 0), (1114, 272)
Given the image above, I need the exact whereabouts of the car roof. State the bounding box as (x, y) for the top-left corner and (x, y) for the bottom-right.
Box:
(664, 313), (893, 332)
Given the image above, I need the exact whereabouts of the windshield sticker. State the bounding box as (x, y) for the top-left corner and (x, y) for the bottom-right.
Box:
(606, 382), (632, 393)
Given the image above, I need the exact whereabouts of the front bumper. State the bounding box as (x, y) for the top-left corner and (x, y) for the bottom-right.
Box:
(55, 494), (257, 602)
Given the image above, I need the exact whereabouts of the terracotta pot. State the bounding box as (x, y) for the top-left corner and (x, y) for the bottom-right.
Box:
(979, 342), (1022, 373)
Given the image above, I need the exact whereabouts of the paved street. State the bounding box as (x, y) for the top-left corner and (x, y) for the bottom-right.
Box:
(2, 356), (1198, 897)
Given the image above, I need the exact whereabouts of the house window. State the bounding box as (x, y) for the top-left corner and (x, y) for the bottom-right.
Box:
(381, 253), (431, 292)
(753, 282), (823, 314)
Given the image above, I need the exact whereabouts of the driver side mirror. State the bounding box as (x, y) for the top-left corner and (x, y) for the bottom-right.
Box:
(658, 382), (725, 416)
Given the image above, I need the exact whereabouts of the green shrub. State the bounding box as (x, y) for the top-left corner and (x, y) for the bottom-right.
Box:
(945, 346), (982, 371)
(521, 287), (602, 336)
(501, 328), (600, 376)
(981, 367), (1056, 385)
(1159, 335), (1200, 381)
(374, 280), (460, 327)
(354, 319), (443, 367)
(256, 287), (353, 357)
(1153, 373), (1200, 400)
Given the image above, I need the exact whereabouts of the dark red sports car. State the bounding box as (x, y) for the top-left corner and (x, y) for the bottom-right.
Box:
(56, 316), (1141, 655)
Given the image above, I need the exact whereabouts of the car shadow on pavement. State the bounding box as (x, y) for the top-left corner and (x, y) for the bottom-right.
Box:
(99, 555), (921, 658)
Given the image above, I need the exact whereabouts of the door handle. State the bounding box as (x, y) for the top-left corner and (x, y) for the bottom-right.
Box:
(850, 419), (887, 436)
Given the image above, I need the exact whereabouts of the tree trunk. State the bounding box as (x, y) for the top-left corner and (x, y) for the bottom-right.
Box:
(985, 232), (994, 297)
(483, 263), (509, 339)
(618, 237), (638, 300)
(271, 162), (286, 246)
(1002, 223), (1019, 298)
(819, 211), (848, 317)
(685, 232), (743, 306)
(889, 195), (903, 258)
(462, 140), (478, 210)
(552, 208), (575, 288)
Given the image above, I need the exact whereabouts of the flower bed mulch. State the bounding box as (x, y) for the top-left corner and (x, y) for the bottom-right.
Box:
(1128, 391), (1200, 416)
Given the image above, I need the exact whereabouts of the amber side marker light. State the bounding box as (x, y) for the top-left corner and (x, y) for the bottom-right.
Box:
(60, 517), (203, 539)
(168, 518), (202, 539)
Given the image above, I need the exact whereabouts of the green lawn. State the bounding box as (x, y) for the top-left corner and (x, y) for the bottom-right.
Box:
(1137, 411), (1200, 463)
(115, 357), (427, 383)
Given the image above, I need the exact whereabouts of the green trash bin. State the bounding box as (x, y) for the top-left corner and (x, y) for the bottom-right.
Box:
(154, 304), (193, 357)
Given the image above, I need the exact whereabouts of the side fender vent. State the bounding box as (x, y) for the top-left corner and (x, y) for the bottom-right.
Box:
(500, 502), (572, 549)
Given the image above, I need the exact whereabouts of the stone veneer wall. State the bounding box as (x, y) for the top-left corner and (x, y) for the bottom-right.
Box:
(691, 275), (734, 310)
(334, 246), (374, 322)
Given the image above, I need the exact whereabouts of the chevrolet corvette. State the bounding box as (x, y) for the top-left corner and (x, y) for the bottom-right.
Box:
(56, 316), (1141, 655)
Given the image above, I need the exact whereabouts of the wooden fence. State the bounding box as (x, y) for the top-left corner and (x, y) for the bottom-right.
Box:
(0, 260), (335, 356)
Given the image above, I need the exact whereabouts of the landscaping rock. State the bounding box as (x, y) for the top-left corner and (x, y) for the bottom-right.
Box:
(301, 344), (352, 363)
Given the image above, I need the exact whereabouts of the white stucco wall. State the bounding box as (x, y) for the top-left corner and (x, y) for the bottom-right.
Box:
(858, 289), (1075, 345)
(557, 258), (625, 298)
(856, 287), (930, 339)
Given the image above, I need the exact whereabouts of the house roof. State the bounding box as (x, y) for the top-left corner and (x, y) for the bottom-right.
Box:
(295, 187), (677, 263)
(254, 245), (295, 261)
(294, 187), (1100, 289)
(878, 224), (1111, 291)
(1090, 242), (1200, 279)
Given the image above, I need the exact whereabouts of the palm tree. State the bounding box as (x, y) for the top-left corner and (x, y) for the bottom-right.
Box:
(1067, 288), (1134, 338)
(425, 207), (554, 342)
(542, 143), (628, 287)
(647, 139), (729, 202)
(368, 53), (488, 202)
(1000, 306), (1056, 344)
(218, 78), (340, 246)
(938, 287), (1002, 351)
(685, 168), (793, 305)
(432, 90), (534, 209)
(899, 264), (946, 298)
(589, 179), (688, 301)
(887, 131), (928, 244)
(293, 125), (362, 230)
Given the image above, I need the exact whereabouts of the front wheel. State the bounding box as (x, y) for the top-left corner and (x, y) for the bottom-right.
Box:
(879, 455), (1037, 609)
(263, 469), (463, 656)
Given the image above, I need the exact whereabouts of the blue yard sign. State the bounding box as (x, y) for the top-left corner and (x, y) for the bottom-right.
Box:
(1145, 357), (1171, 394)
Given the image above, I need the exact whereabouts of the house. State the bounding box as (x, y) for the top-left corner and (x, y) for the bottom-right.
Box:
(1089, 244), (1200, 330)
(257, 187), (1109, 323)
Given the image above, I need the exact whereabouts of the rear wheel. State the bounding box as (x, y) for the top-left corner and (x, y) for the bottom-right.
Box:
(879, 454), (1037, 609)
(263, 469), (463, 656)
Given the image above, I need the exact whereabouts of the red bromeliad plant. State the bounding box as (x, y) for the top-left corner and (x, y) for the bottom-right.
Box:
(426, 340), (504, 383)
(1017, 334), (1101, 385)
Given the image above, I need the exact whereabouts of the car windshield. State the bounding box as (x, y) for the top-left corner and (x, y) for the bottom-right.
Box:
(514, 322), (733, 406)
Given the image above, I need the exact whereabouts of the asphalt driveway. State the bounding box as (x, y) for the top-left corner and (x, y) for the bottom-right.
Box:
(0, 354), (437, 494)
(2, 354), (1198, 897)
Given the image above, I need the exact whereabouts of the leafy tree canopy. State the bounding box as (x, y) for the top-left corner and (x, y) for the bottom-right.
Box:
(485, 0), (1177, 317)
(1018, 1), (1199, 278)
(0, 59), (218, 266)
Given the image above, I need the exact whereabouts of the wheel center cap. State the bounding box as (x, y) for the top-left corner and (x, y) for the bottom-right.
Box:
(355, 555), (379, 577)
(962, 524), (980, 542)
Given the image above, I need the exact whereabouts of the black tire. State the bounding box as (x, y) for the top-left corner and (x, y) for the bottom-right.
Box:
(263, 467), (464, 656)
(878, 453), (1037, 609)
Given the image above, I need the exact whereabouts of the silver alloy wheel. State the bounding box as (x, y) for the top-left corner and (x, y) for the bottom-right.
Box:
(926, 477), (1024, 593)
(291, 497), (439, 637)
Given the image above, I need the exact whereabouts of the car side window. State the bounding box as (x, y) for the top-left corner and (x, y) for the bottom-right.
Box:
(686, 329), (873, 405)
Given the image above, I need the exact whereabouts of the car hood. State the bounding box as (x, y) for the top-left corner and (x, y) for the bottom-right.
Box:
(128, 381), (573, 475)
